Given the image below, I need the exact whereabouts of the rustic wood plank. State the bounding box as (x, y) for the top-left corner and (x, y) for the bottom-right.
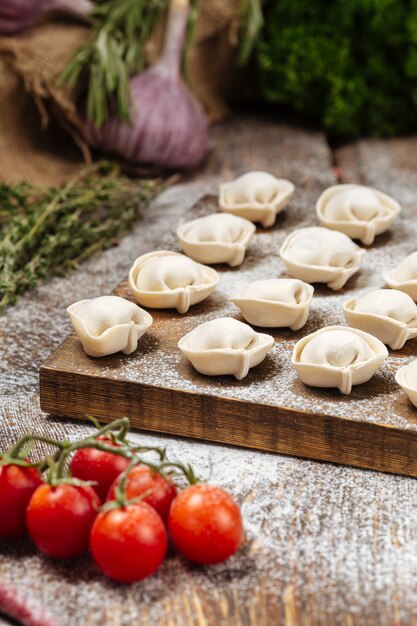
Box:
(40, 183), (417, 477)
(334, 136), (417, 191)
(3, 118), (417, 626)
(39, 354), (417, 477)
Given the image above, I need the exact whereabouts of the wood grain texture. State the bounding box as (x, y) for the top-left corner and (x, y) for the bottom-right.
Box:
(39, 346), (417, 473)
(40, 186), (417, 476)
(2, 117), (417, 626)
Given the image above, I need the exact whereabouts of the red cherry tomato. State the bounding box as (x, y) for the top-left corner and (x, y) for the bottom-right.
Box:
(26, 483), (99, 558)
(168, 484), (243, 565)
(107, 465), (177, 523)
(90, 502), (167, 582)
(70, 437), (130, 503)
(0, 462), (42, 539)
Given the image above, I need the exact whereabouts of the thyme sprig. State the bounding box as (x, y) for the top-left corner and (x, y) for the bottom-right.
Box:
(0, 162), (163, 311)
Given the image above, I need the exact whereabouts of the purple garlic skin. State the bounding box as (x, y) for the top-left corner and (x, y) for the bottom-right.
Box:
(82, 64), (209, 170)
(81, 0), (209, 170)
(0, 0), (41, 33)
(0, 0), (93, 34)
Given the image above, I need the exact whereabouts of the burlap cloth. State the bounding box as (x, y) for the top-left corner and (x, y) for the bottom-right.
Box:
(0, 1), (243, 185)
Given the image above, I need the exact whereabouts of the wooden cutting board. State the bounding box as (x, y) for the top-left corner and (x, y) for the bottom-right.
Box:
(40, 195), (417, 477)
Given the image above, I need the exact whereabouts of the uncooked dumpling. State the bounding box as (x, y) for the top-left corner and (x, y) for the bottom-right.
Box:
(280, 227), (366, 290)
(177, 213), (255, 266)
(344, 289), (417, 350)
(128, 250), (219, 314)
(67, 295), (153, 357)
(316, 184), (401, 245)
(230, 278), (314, 329)
(395, 360), (417, 409)
(219, 171), (295, 228)
(383, 251), (417, 301)
(178, 317), (274, 380)
(292, 326), (388, 394)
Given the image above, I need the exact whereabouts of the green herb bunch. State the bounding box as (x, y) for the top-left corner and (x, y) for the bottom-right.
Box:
(258, 0), (417, 137)
(60, 0), (170, 127)
(60, 0), (263, 128)
(0, 163), (162, 311)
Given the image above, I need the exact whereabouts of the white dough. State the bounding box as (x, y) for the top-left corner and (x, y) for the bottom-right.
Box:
(316, 184), (400, 245)
(128, 250), (219, 314)
(67, 295), (152, 357)
(292, 326), (388, 394)
(231, 278), (314, 329)
(219, 171), (295, 228)
(344, 289), (417, 349)
(395, 360), (417, 409)
(177, 213), (255, 266)
(280, 227), (365, 290)
(383, 251), (417, 301)
(178, 317), (274, 380)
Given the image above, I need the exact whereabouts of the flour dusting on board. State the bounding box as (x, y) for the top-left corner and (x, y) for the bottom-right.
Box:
(2, 124), (417, 625)
(63, 194), (417, 432)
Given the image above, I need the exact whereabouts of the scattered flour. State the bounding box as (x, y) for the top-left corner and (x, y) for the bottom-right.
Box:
(1, 124), (417, 625)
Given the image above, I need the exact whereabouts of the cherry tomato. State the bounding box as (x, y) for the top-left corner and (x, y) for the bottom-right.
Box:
(0, 462), (43, 539)
(26, 483), (99, 558)
(107, 465), (177, 523)
(168, 484), (243, 565)
(70, 437), (130, 503)
(90, 502), (167, 582)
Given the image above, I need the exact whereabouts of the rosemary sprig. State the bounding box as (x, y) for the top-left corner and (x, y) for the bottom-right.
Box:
(60, 0), (169, 127)
(60, 0), (263, 128)
(237, 0), (264, 65)
(0, 162), (163, 311)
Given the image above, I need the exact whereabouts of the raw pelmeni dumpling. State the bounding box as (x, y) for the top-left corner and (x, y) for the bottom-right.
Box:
(395, 360), (417, 409)
(383, 251), (417, 301)
(219, 171), (295, 228)
(67, 295), (153, 357)
(128, 250), (219, 314)
(178, 317), (274, 380)
(344, 289), (417, 350)
(316, 184), (401, 245)
(280, 227), (366, 290)
(230, 278), (314, 329)
(177, 213), (255, 267)
(292, 326), (388, 394)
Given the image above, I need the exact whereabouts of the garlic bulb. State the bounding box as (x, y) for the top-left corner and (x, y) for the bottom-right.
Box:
(0, 0), (93, 34)
(316, 184), (401, 245)
(230, 278), (314, 329)
(219, 171), (295, 228)
(178, 317), (274, 380)
(292, 326), (388, 394)
(343, 289), (417, 350)
(128, 250), (219, 314)
(67, 295), (153, 357)
(177, 213), (255, 266)
(81, 0), (208, 169)
(280, 227), (366, 290)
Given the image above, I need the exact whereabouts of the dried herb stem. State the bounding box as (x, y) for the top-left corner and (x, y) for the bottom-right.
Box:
(0, 162), (163, 311)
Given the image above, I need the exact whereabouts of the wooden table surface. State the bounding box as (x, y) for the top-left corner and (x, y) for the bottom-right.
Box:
(1, 115), (417, 626)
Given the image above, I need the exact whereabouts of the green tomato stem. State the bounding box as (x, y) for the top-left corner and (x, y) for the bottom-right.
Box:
(7, 435), (69, 460)
(113, 458), (140, 507)
(159, 461), (199, 484)
(3, 416), (200, 493)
